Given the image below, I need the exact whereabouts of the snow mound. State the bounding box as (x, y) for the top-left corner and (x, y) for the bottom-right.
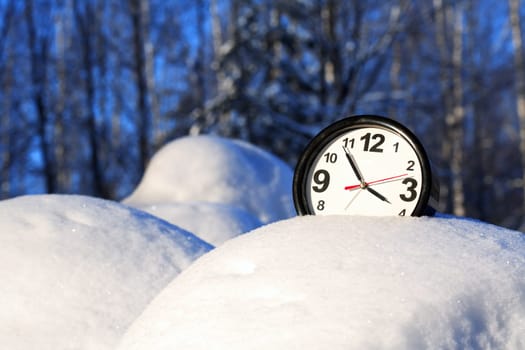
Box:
(133, 202), (262, 246)
(118, 215), (525, 350)
(0, 194), (212, 350)
(123, 135), (295, 224)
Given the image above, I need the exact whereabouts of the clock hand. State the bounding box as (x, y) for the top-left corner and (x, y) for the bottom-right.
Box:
(341, 145), (394, 204)
(366, 186), (391, 204)
(344, 189), (362, 210)
(344, 173), (409, 191)
(342, 146), (366, 186)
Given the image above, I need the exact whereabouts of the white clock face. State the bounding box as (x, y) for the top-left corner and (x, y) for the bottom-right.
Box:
(305, 126), (423, 216)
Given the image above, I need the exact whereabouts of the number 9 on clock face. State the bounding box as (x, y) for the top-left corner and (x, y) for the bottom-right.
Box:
(293, 115), (438, 217)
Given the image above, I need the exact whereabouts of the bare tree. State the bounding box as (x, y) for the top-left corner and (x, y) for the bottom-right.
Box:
(433, 0), (466, 216)
(0, 0), (15, 62)
(0, 0), (16, 197)
(0, 69), (13, 197)
(0, 0), (524, 229)
(194, 0), (208, 109)
(53, 2), (70, 192)
(73, 0), (112, 197)
(129, 0), (153, 173)
(449, 3), (466, 216)
(509, 0), (525, 227)
(25, 0), (56, 193)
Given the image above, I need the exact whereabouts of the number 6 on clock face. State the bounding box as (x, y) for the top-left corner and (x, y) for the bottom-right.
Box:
(293, 115), (439, 217)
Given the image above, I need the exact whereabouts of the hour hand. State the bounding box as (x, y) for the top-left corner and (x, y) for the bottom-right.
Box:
(342, 146), (365, 185)
(367, 186), (391, 204)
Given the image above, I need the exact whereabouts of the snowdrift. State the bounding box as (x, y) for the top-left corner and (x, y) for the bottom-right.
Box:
(130, 202), (262, 246)
(2, 136), (524, 350)
(118, 215), (525, 350)
(0, 194), (212, 350)
(123, 135), (295, 228)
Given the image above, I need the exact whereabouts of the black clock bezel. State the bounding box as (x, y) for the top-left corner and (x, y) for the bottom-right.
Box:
(293, 115), (438, 217)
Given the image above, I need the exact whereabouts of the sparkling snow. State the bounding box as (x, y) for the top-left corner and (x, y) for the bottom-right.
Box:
(118, 215), (525, 350)
(1, 135), (525, 350)
(0, 194), (212, 350)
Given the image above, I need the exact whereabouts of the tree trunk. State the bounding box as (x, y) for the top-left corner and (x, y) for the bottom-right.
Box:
(0, 0), (15, 197)
(141, 0), (160, 149)
(1, 58), (12, 197)
(130, 0), (152, 173)
(0, 0), (15, 60)
(508, 0), (525, 227)
(195, 0), (207, 107)
(449, 5), (466, 216)
(434, 0), (466, 216)
(74, 0), (110, 198)
(389, 38), (402, 119)
(54, 2), (71, 192)
(25, 0), (55, 193)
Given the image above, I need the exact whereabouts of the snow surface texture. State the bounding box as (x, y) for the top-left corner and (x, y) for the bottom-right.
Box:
(118, 215), (525, 350)
(0, 194), (212, 350)
(131, 202), (262, 246)
(123, 135), (295, 230)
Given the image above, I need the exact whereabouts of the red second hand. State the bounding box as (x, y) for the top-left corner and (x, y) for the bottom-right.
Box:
(344, 173), (409, 191)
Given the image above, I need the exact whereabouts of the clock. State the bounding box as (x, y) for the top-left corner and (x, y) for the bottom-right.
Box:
(293, 115), (439, 216)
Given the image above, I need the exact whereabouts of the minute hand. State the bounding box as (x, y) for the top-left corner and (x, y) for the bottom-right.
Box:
(342, 146), (366, 185)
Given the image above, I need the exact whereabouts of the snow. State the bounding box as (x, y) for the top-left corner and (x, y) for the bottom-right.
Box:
(118, 215), (525, 350)
(0, 194), (212, 350)
(130, 202), (262, 246)
(1, 135), (525, 350)
(123, 135), (295, 226)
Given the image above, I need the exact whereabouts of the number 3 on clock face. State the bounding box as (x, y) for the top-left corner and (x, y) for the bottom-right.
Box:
(293, 115), (439, 217)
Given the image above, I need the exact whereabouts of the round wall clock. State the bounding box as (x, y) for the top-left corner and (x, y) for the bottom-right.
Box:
(293, 115), (439, 216)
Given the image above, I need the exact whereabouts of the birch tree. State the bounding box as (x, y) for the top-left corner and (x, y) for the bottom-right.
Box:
(433, 0), (466, 216)
(449, 4), (466, 216)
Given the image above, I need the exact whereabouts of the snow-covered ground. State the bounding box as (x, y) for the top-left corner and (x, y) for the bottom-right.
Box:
(0, 194), (212, 349)
(118, 215), (525, 349)
(1, 135), (524, 349)
(123, 136), (294, 246)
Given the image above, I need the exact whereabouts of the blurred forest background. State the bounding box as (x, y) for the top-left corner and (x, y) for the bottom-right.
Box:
(1, 0), (525, 230)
